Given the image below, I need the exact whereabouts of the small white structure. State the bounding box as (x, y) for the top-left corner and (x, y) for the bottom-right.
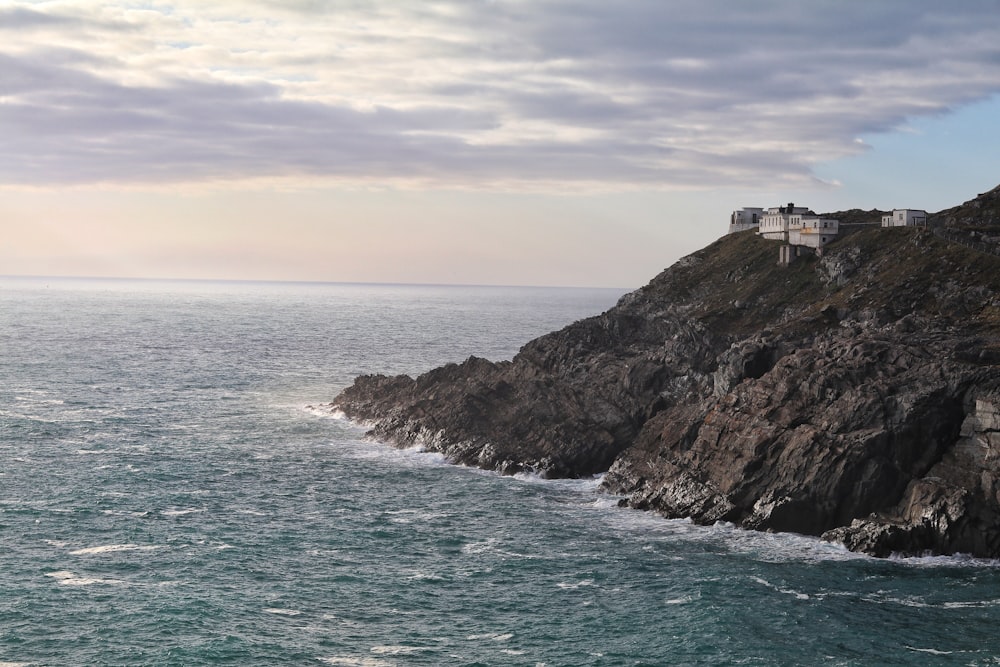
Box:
(729, 207), (764, 234)
(882, 209), (928, 227)
(788, 216), (839, 249)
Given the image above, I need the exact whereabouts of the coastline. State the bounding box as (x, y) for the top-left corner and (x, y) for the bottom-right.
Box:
(331, 200), (1000, 559)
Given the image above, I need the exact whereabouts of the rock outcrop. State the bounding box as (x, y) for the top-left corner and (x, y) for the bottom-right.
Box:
(935, 183), (1000, 228)
(328, 187), (1000, 558)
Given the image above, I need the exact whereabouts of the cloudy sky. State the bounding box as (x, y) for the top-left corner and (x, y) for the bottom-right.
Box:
(3, 0), (1000, 287)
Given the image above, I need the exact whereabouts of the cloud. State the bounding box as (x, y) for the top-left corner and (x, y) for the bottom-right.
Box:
(0, 6), (72, 28)
(2, 0), (1000, 190)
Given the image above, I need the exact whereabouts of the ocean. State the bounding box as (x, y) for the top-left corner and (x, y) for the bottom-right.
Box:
(2, 276), (1000, 666)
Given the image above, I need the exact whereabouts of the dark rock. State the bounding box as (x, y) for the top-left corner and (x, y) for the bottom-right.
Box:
(329, 185), (1000, 558)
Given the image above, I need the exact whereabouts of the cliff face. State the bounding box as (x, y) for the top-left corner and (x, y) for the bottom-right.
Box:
(330, 192), (1000, 558)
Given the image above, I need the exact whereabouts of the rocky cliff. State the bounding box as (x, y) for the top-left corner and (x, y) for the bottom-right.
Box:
(328, 188), (1000, 558)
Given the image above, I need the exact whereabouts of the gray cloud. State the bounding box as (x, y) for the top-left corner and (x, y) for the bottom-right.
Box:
(2, 0), (1000, 188)
(0, 6), (76, 28)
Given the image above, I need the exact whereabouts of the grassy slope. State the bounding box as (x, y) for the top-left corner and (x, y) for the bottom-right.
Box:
(631, 226), (1000, 341)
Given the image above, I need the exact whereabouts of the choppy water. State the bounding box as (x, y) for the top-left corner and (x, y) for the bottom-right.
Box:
(2, 277), (1000, 666)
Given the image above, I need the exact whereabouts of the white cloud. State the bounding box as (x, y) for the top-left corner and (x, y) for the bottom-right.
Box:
(2, 0), (1000, 189)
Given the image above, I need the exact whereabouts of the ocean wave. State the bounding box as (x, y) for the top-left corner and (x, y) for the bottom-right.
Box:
(664, 595), (695, 605)
(102, 509), (150, 518)
(264, 608), (302, 616)
(465, 633), (513, 642)
(69, 544), (160, 556)
(46, 570), (120, 586)
(318, 658), (393, 667)
(369, 646), (430, 655)
(905, 647), (955, 655)
(888, 552), (1000, 568)
(460, 538), (537, 560)
(383, 508), (449, 524)
(942, 599), (1000, 608)
(511, 470), (604, 494)
(589, 509), (871, 565)
(161, 508), (205, 516)
(303, 404), (349, 421)
(751, 576), (812, 600)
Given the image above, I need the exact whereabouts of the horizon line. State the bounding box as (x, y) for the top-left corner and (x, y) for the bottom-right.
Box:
(0, 273), (635, 292)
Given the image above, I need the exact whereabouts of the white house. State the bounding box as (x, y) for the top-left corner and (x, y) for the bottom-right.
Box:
(727, 202), (840, 265)
(882, 209), (928, 227)
(728, 207), (764, 234)
(758, 203), (812, 240)
(788, 216), (839, 249)
(757, 203), (838, 249)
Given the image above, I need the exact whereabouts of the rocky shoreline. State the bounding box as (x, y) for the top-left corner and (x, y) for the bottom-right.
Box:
(328, 189), (1000, 558)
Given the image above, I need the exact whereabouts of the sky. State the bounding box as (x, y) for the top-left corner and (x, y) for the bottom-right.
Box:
(3, 1), (1000, 288)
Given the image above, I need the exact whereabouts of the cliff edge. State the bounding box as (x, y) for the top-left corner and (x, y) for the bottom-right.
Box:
(329, 189), (1000, 558)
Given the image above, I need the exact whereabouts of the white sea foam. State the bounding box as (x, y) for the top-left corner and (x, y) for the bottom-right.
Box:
(556, 579), (595, 590)
(0, 662), (35, 666)
(866, 593), (930, 608)
(69, 544), (160, 556)
(318, 658), (393, 667)
(461, 538), (499, 556)
(466, 633), (513, 642)
(665, 596), (694, 605)
(942, 599), (1000, 609)
(589, 507), (873, 565)
(264, 608), (302, 616)
(46, 570), (119, 586)
(751, 576), (811, 600)
(161, 508), (204, 516)
(888, 552), (1000, 568)
(384, 508), (447, 524)
(905, 647), (954, 655)
(369, 646), (427, 655)
(589, 496), (621, 511)
(102, 510), (149, 518)
(402, 569), (444, 582)
(303, 404), (349, 421)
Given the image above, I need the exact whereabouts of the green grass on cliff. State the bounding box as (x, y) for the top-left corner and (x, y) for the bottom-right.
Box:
(640, 230), (829, 335)
(639, 226), (1000, 338)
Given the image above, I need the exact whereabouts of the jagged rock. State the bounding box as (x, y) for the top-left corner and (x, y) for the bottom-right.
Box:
(818, 245), (863, 287)
(330, 186), (1000, 558)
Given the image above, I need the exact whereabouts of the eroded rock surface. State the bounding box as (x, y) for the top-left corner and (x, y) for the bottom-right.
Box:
(329, 197), (1000, 558)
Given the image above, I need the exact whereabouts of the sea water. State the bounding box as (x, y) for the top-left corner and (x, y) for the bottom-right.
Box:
(2, 276), (1000, 666)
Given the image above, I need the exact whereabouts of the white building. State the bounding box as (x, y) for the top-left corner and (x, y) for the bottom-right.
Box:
(757, 203), (839, 248)
(788, 216), (839, 249)
(882, 209), (928, 227)
(758, 203), (812, 240)
(728, 207), (764, 234)
(727, 202), (840, 264)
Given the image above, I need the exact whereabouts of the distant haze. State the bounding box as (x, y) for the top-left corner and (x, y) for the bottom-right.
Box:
(3, 1), (1000, 287)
